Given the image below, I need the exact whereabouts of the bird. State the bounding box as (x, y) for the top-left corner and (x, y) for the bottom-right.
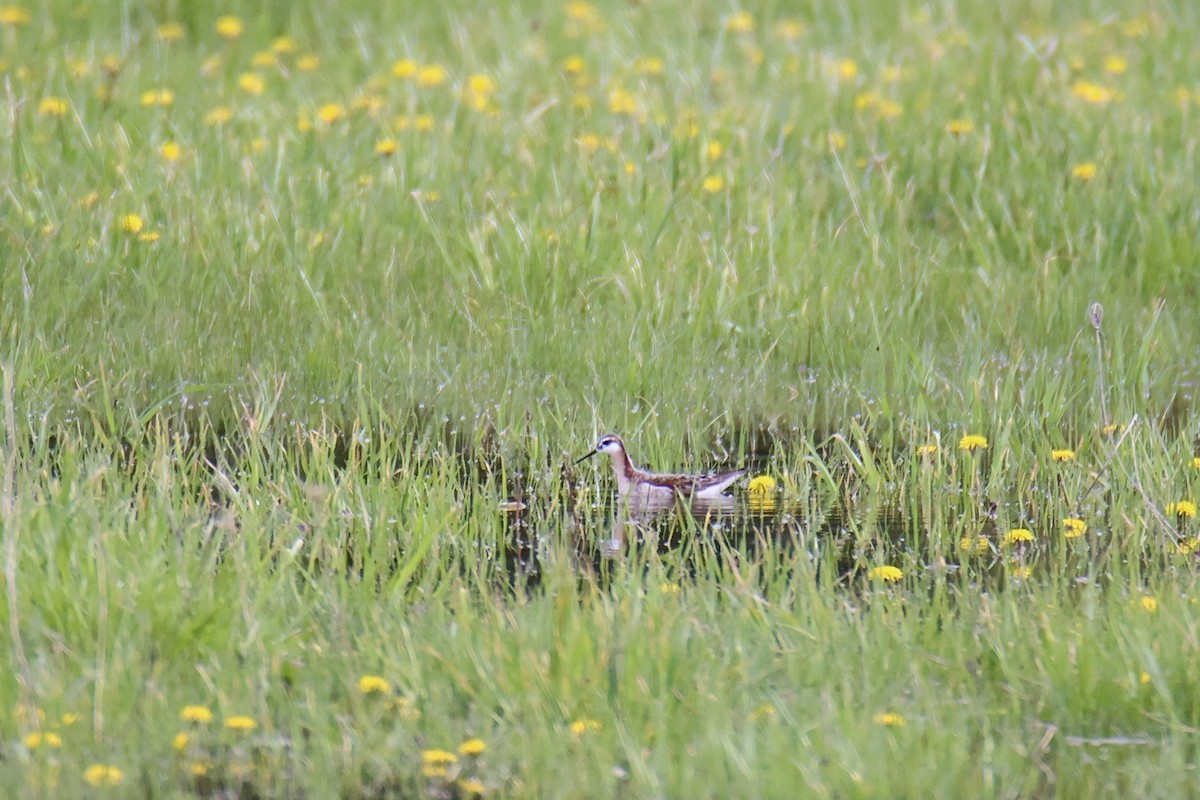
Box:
(574, 434), (746, 505)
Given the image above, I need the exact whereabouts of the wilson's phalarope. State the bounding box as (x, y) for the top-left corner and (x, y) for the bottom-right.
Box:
(574, 434), (746, 503)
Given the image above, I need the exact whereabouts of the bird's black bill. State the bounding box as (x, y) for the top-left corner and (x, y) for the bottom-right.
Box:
(573, 449), (598, 465)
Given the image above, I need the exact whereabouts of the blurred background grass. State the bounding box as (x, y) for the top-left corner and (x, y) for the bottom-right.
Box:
(3, 0), (1197, 441)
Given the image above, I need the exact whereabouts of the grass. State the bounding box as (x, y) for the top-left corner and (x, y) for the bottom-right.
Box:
(2, 0), (1200, 795)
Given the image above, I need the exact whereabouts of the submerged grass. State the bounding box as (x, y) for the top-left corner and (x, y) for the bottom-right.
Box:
(2, 0), (1200, 796)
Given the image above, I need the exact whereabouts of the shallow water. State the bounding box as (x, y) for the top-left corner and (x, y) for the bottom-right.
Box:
(29, 403), (1168, 595)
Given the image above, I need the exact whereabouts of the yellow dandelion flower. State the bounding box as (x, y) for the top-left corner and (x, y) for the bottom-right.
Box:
(215, 15), (243, 40)
(392, 59), (417, 78)
(458, 777), (486, 795)
(1051, 449), (1076, 462)
(775, 19), (805, 41)
(38, 96), (68, 116)
(607, 88), (637, 115)
(564, 0), (591, 17)
(1174, 537), (1198, 555)
(204, 106), (233, 126)
(565, 1), (601, 25)
(1103, 56), (1128, 75)
(633, 56), (663, 75)
(83, 764), (124, 787)
(389, 695), (421, 720)
(61, 713), (81, 726)
(1062, 518), (1087, 538)
(659, 582), (680, 593)
(172, 732), (189, 751)
(0, 5), (31, 25)
(702, 175), (725, 193)
(375, 138), (399, 157)
(958, 434), (988, 452)
(189, 761), (211, 777)
(357, 675), (393, 695)
(417, 64), (447, 87)
(160, 141), (181, 162)
(138, 230), (160, 242)
(317, 103), (345, 124)
(1071, 162), (1097, 181)
(747, 475), (776, 495)
(706, 140), (723, 160)
(458, 738), (487, 755)
(119, 214), (144, 234)
(1192, 457), (1200, 470)
(238, 73), (265, 95)
(414, 114), (435, 132)
(462, 85), (492, 111)
(1009, 565), (1033, 579)
(873, 712), (906, 727)
(1139, 671), (1151, 685)
(724, 12), (755, 32)
(180, 705), (213, 723)
(1122, 16), (1152, 37)
(748, 485), (777, 512)
(1139, 596), (1158, 613)
(351, 94), (385, 113)
(868, 565), (903, 582)
(828, 130), (848, 152)
(1167, 501), (1197, 518)
(140, 89), (175, 107)
(944, 119), (974, 135)
(270, 36), (296, 54)
(959, 535), (990, 556)
(250, 50), (276, 69)
(1004, 528), (1034, 545)
(101, 55), (122, 76)
(562, 56), (586, 75)
(855, 91), (880, 111)
(566, 0), (601, 18)
(23, 731), (62, 749)
(1071, 80), (1115, 105)
(224, 715), (256, 731)
(877, 99), (903, 119)
(569, 719), (602, 735)
(422, 765), (449, 778)
(422, 749), (458, 764)
(297, 54), (319, 72)
(156, 21), (183, 41)
(916, 443), (938, 456)
(837, 59), (859, 79)
(467, 74), (496, 94)
(748, 703), (776, 721)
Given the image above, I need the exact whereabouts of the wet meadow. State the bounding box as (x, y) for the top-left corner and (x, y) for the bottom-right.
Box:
(2, 0), (1200, 796)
